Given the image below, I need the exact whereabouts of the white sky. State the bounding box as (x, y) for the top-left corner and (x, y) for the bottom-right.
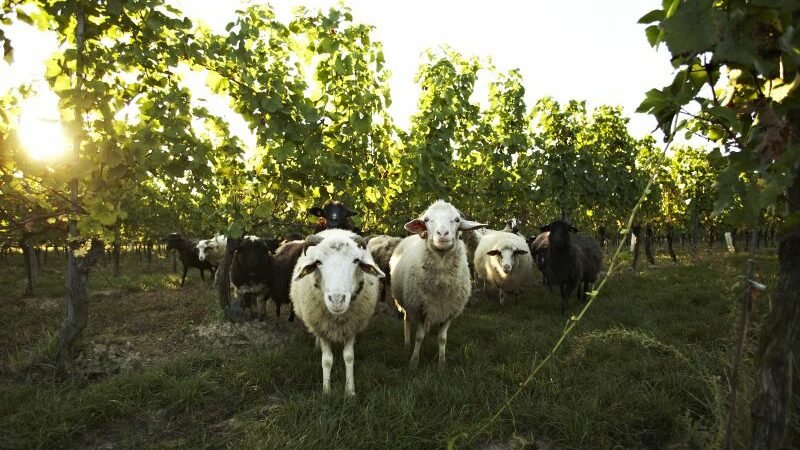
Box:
(2, 0), (677, 148)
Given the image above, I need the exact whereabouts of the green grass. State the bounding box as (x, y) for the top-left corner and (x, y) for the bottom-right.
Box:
(0, 248), (796, 449)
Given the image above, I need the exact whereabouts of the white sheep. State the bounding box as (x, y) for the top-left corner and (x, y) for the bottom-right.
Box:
(474, 231), (533, 305)
(197, 235), (227, 266)
(290, 229), (385, 396)
(390, 200), (486, 369)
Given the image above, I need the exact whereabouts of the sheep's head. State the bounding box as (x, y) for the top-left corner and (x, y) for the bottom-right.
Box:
(487, 243), (529, 275)
(540, 220), (577, 248)
(235, 237), (280, 278)
(405, 200), (486, 251)
(503, 218), (521, 233)
(309, 201), (357, 230)
(197, 239), (211, 261)
(163, 233), (185, 251)
(295, 233), (385, 316)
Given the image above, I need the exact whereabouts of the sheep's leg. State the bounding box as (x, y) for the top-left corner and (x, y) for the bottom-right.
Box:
(409, 322), (427, 370)
(256, 293), (266, 321)
(275, 300), (282, 319)
(403, 315), (411, 349)
(288, 304), (295, 322)
(343, 337), (356, 396)
(499, 289), (506, 306)
(560, 283), (568, 317)
(319, 338), (333, 395)
(181, 264), (188, 287)
(200, 269), (205, 281)
(437, 320), (451, 370)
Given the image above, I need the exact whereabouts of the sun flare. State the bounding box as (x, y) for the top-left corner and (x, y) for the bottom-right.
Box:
(18, 92), (69, 161)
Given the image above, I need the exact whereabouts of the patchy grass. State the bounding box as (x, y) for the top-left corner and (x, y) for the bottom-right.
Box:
(0, 248), (796, 449)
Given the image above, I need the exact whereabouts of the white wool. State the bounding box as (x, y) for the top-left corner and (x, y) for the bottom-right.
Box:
(390, 200), (486, 369)
(289, 229), (384, 395)
(474, 231), (534, 303)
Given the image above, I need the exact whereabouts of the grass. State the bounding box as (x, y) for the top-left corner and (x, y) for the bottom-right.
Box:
(0, 247), (796, 449)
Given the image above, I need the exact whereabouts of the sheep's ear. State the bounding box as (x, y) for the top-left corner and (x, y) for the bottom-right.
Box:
(459, 220), (487, 231)
(359, 261), (385, 279)
(308, 207), (324, 217)
(540, 225), (551, 232)
(264, 238), (281, 253)
(303, 235), (324, 255)
(350, 236), (368, 249)
(513, 249), (529, 255)
(404, 219), (427, 235)
(486, 249), (501, 256)
(569, 226), (578, 233)
(295, 261), (319, 280)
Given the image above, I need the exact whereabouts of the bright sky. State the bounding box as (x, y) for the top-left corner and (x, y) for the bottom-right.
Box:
(2, 0), (677, 155)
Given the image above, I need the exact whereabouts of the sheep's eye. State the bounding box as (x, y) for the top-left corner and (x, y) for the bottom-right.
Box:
(424, 217), (429, 222)
(454, 217), (460, 223)
(353, 258), (360, 264)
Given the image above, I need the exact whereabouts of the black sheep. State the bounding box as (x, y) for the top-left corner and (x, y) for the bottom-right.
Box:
(541, 220), (602, 316)
(267, 240), (306, 322)
(230, 237), (280, 321)
(309, 201), (358, 233)
(527, 231), (551, 289)
(163, 233), (214, 287)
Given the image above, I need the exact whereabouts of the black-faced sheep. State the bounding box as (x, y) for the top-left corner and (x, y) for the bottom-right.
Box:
(541, 220), (603, 316)
(474, 231), (533, 305)
(290, 229), (385, 396)
(309, 201), (358, 233)
(230, 236), (281, 320)
(163, 233), (215, 287)
(390, 200), (486, 369)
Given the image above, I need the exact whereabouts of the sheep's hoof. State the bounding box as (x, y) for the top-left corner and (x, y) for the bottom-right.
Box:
(409, 358), (419, 370)
(437, 360), (446, 371)
(345, 390), (356, 397)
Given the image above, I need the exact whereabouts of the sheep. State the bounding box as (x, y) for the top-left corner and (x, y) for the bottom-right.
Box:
(502, 218), (524, 236)
(474, 231), (533, 305)
(541, 220), (603, 316)
(163, 233), (215, 287)
(390, 200), (486, 369)
(366, 235), (402, 305)
(230, 236), (281, 320)
(461, 227), (492, 278)
(266, 239), (306, 322)
(309, 201), (358, 233)
(197, 235), (227, 267)
(290, 229), (385, 396)
(527, 231), (550, 288)
(282, 231), (305, 243)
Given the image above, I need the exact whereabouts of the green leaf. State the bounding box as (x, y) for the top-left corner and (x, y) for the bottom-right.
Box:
(227, 221), (243, 239)
(645, 25), (662, 47)
(639, 9), (664, 24)
(107, 0), (123, 15)
(661, 0), (723, 57)
(253, 203), (271, 218)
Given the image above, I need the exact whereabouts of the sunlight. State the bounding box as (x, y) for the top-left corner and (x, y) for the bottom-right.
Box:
(18, 91), (69, 161)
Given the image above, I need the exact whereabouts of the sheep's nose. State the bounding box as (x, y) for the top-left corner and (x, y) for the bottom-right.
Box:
(502, 264), (512, 273)
(436, 230), (450, 237)
(326, 293), (348, 306)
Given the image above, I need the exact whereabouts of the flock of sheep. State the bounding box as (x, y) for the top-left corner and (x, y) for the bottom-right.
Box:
(164, 200), (603, 396)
